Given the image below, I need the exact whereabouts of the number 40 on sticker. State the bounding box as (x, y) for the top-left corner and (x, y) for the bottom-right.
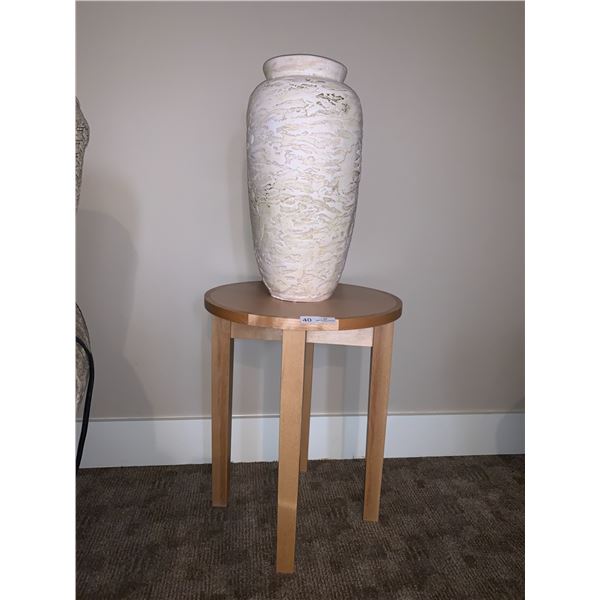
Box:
(299, 316), (336, 324)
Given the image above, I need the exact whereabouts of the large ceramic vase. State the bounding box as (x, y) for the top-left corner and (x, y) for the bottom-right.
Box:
(247, 54), (363, 302)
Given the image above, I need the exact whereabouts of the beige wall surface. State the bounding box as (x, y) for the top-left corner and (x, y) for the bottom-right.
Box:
(76, 1), (524, 419)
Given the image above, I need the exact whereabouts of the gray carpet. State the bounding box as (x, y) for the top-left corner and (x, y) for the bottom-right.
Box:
(76, 456), (524, 599)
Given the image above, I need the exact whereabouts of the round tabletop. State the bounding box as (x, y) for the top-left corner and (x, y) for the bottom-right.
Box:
(204, 281), (402, 331)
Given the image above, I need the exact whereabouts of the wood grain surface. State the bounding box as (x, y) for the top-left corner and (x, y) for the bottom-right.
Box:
(205, 281), (402, 331)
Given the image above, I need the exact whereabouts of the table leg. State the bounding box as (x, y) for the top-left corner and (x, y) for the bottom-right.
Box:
(299, 342), (314, 473)
(211, 316), (234, 507)
(276, 329), (306, 573)
(363, 322), (394, 522)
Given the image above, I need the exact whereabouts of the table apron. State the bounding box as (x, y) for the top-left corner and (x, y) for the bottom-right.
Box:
(230, 322), (374, 347)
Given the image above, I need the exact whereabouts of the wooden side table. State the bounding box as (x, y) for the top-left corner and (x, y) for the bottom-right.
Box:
(204, 281), (402, 573)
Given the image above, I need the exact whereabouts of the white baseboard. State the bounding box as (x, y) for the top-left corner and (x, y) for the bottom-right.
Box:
(77, 412), (524, 468)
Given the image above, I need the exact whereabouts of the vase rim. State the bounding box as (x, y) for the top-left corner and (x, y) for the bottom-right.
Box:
(263, 54), (348, 83)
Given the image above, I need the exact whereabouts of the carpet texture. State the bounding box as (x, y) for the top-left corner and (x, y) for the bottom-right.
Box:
(77, 456), (524, 599)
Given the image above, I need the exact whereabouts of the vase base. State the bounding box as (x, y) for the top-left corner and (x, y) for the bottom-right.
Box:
(269, 291), (334, 303)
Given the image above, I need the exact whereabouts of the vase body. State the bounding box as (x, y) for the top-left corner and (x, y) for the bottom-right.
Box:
(247, 54), (363, 302)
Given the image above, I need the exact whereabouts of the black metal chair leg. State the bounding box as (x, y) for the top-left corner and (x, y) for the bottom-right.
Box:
(76, 336), (95, 472)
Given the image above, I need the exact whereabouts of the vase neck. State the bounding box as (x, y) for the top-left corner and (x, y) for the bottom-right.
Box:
(263, 54), (347, 83)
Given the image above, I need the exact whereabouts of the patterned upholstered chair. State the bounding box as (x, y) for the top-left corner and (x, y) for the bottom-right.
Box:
(76, 98), (94, 470)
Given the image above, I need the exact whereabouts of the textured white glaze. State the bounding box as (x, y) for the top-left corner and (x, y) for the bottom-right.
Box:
(247, 54), (363, 302)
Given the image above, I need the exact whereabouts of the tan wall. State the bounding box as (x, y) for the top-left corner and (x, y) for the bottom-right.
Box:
(76, 1), (524, 419)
